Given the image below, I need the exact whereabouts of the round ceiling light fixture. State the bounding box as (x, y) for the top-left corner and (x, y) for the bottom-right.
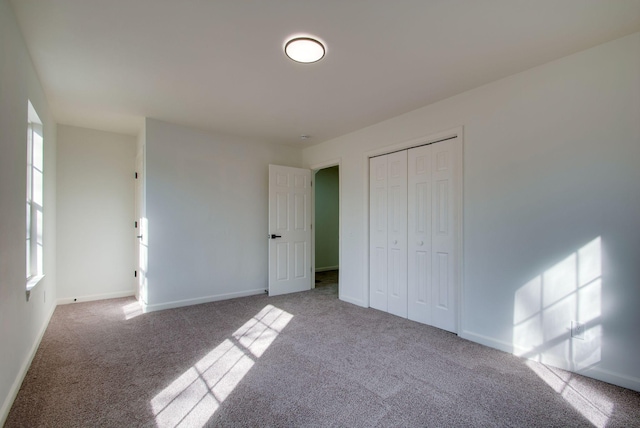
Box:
(284, 37), (325, 63)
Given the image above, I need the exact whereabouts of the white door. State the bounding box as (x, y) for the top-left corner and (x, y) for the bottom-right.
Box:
(408, 145), (432, 325)
(430, 138), (459, 332)
(371, 137), (461, 333)
(369, 155), (388, 311)
(407, 139), (459, 333)
(369, 151), (408, 316)
(268, 165), (312, 296)
(386, 151), (408, 318)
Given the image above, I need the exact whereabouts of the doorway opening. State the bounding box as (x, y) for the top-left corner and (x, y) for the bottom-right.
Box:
(313, 165), (339, 297)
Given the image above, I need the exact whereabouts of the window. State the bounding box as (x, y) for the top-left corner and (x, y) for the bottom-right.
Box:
(26, 101), (44, 291)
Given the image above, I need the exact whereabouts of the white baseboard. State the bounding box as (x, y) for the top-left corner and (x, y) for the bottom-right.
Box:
(459, 330), (515, 354)
(339, 294), (367, 308)
(0, 302), (56, 426)
(460, 330), (640, 392)
(578, 366), (640, 392)
(57, 290), (135, 305)
(142, 288), (267, 313)
(315, 265), (339, 272)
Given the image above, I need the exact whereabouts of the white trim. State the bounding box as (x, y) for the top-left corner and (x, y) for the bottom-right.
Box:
(141, 288), (266, 313)
(57, 290), (135, 305)
(0, 302), (56, 426)
(363, 127), (464, 327)
(309, 158), (341, 297)
(456, 128), (465, 335)
(25, 275), (45, 301)
(580, 366), (640, 393)
(315, 265), (339, 272)
(459, 330), (516, 354)
(26, 275), (45, 291)
(339, 294), (367, 308)
(460, 329), (640, 392)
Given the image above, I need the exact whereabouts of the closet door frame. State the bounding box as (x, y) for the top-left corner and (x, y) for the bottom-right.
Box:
(364, 127), (464, 333)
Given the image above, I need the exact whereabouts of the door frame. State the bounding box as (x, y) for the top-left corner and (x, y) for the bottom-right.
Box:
(134, 145), (147, 305)
(310, 158), (342, 296)
(363, 127), (464, 333)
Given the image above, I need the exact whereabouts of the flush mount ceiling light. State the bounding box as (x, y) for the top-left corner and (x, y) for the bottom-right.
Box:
(284, 37), (325, 63)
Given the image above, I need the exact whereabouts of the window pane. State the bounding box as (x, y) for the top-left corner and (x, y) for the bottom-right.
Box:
(36, 206), (43, 244)
(33, 168), (43, 207)
(33, 130), (43, 171)
(26, 201), (31, 239)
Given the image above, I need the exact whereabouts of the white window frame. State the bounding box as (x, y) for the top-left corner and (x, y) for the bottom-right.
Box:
(26, 101), (44, 294)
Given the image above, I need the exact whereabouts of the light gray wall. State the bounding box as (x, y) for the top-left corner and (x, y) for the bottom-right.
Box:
(56, 125), (136, 303)
(303, 33), (640, 391)
(0, 0), (58, 423)
(315, 166), (339, 270)
(144, 119), (303, 311)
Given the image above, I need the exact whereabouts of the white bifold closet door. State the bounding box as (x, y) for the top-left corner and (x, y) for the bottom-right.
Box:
(407, 140), (458, 332)
(369, 151), (407, 317)
(370, 137), (459, 333)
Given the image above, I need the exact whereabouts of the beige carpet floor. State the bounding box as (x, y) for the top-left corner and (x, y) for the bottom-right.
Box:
(6, 282), (640, 427)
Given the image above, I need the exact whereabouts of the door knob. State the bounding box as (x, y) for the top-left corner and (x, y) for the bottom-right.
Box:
(137, 235), (143, 239)
(393, 240), (398, 245)
(418, 241), (424, 246)
(270, 234), (282, 239)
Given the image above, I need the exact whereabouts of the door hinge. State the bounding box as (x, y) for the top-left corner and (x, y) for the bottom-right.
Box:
(310, 224), (313, 229)
(134, 220), (138, 228)
(135, 172), (138, 179)
(134, 270), (137, 278)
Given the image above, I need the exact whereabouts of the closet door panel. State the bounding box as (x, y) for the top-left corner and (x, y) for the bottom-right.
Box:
(387, 151), (408, 318)
(369, 156), (388, 311)
(431, 139), (458, 333)
(408, 145), (432, 324)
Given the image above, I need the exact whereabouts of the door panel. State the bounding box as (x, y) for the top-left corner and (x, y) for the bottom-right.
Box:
(431, 139), (457, 332)
(408, 145), (432, 324)
(386, 150), (407, 318)
(369, 156), (388, 311)
(269, 165), (311, 296)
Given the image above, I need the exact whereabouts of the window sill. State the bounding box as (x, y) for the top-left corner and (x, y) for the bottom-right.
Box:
(26, 274), (45, 301)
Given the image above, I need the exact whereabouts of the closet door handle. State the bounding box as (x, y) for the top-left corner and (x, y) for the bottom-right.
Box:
(418, 241), (424, 246)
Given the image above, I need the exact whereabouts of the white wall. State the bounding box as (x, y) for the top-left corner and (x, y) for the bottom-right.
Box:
(303, 33), (640, 391)
(0, 0), (58, 423)
(56, 125), (136, 303)
(143, 119), (302, 311)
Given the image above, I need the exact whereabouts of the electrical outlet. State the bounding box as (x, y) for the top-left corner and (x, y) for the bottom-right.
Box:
(571, 321), (585, 340)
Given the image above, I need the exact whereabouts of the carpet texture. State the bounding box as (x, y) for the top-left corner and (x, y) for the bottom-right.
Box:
(6, 282), (640, 427)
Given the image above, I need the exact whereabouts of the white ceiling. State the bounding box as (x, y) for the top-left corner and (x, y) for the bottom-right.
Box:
(10, 0), (640, 146)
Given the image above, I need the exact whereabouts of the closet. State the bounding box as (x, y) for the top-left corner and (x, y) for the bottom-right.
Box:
(369, 137), (461, 333)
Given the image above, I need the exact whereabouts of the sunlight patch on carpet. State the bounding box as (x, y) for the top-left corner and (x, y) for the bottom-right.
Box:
(151, 305), (293, 428)
(525, 361), (613, 428)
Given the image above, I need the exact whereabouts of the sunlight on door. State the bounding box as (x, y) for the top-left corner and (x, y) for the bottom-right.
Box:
(513, 236), (611, 427)
(151, 305), (293, 428)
